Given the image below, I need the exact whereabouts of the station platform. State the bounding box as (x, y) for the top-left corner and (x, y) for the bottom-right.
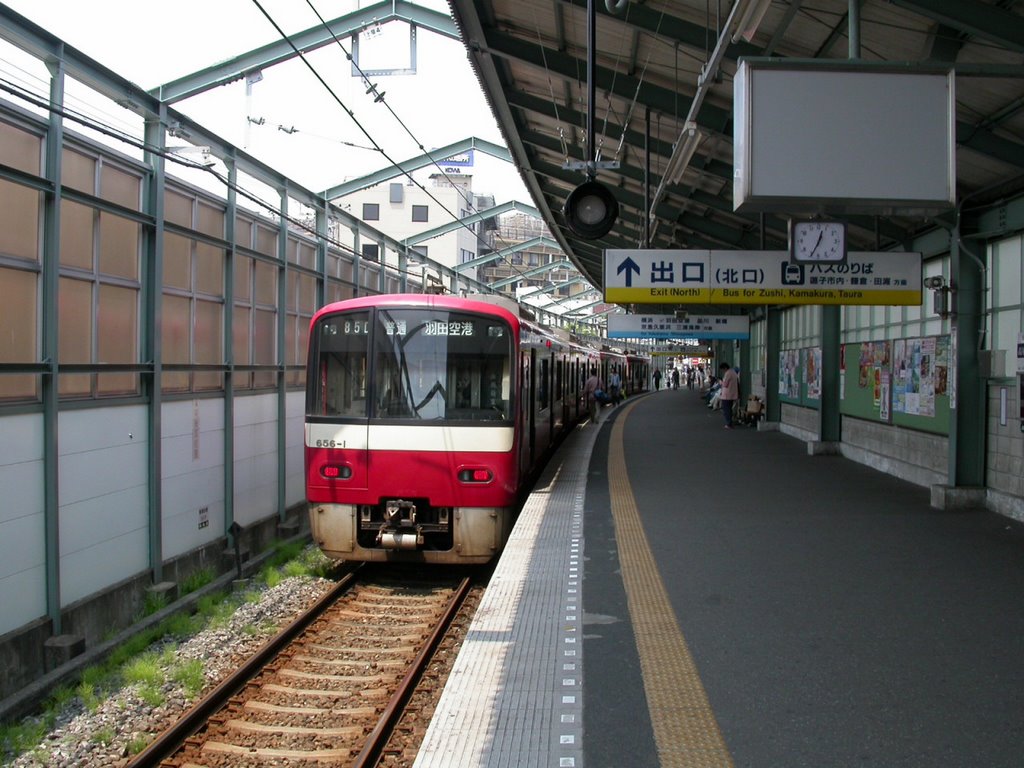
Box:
(413, 388), (1024, 768)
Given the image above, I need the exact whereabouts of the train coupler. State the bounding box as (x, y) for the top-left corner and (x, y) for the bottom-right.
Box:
(384, 499), (417, 526)
(377, 499), (424, 549)
(377, 529), (424, 549)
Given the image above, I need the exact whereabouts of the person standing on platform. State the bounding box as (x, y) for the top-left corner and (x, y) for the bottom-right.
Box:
(671, 368), (680, 390)
(584, 366), (605, 424)
(608, 366), (622, 405)
(653, 368), (662, 390)
(719, 362), (740, 429)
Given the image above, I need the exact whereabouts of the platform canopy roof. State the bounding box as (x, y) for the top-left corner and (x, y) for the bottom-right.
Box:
(447, 0), (1024, 291)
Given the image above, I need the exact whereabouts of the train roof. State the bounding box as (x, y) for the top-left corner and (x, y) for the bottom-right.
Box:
(311, 293), (650, 360)
(312, 293), (521, 326)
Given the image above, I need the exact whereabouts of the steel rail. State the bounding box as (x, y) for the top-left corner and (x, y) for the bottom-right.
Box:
(351, 574), (473, 768)
(125, 566), (362, 768)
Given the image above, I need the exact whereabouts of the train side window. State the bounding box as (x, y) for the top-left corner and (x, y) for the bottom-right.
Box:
(521, 352), (531, 423)
(485, 357), (510, 419)
(539, 358), (549, 410)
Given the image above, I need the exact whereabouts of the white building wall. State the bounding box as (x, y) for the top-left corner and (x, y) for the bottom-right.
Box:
(161, 399), (226, 558)
(234, 394), (280, 526)
(0, 413), (46, 635)
(0, 392), (306, 638)
(58, 406), (149, 606)
(340, 178), (474, 274)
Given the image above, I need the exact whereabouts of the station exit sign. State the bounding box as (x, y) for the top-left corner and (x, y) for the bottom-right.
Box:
(603, 249), (922, 306)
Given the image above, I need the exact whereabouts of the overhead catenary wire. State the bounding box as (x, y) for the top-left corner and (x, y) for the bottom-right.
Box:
(291, 0), (577, 292)
(288, 0), (600, 311)
(0, 2), (602, 320)
(249, 0), (593, 308)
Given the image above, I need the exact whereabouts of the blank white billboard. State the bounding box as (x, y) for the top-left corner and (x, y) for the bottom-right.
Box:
(733, 61), (956, 214)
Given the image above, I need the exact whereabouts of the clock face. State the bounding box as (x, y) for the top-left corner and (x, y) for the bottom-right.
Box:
(790, 220), (847, 263)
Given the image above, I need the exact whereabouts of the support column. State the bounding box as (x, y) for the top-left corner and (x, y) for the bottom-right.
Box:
(276, 187), (289, 523)
(316, 197), (328, 308)
(143, 106), (167, 584)
(398, 250), (409, 293)
(948, 232), (985, 487)
(223, 157), (238, 539)
(738, 336), (751, 401)
(41, 59), (65, 632)
(817, 305), (842, 448)
(352, 226), (361, 297)
(765, 307), (781, 425)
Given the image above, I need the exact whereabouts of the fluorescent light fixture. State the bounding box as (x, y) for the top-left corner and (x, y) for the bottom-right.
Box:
(731, 0), (772, 43)
(664, 121), (705, 185)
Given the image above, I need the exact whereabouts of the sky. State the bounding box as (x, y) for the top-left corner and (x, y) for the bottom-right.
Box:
(1, 0), (531, 203)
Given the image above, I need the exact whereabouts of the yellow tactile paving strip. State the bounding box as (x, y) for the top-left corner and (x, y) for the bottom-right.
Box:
(608, 402), (734, 768)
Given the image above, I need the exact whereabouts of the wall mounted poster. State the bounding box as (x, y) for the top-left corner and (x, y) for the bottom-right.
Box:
(858, 341), (890, 390)
(894, 339), (906, 411)
(892, 335), (948, 417)
(779, 349), (801, 399)
(935, 336), (949, 395)
(857, 341), (890, 407)
(839, 344), (846, 400)
(949, 327), (957, 410)
(841, 334), (950, 433)
(880, 370), (891, 421)
(806, 347), (822, 400)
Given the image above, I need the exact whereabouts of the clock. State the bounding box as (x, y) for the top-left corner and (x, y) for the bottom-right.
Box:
(789, 219), (847, 263)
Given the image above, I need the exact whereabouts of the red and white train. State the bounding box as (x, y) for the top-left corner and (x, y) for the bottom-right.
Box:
(304, 292), (648, 565)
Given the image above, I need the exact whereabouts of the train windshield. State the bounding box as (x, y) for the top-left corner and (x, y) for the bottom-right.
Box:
(309, 307), (514, 421)
(374, 308), (513, 421)
(310, 311), (371, 418)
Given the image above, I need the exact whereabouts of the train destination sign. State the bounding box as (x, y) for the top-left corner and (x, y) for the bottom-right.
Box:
(607, 313), (750, 340)
(603, 249), (922, 305)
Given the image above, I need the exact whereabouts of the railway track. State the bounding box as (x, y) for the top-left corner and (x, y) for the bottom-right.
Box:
(127, 565), (475, 768)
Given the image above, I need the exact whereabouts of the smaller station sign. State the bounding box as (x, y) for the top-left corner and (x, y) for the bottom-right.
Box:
(607, 313), (749, 340)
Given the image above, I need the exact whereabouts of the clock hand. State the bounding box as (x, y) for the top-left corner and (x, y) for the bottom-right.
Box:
(809, 230), (823, 256)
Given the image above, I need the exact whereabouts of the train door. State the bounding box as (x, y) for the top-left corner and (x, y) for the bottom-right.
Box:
(544, 350), (555, 446)
(529, 348), (537, 466)
(556, 354), (566, 431)
(569, 358), (576, 420)
(519, 348), (533, 478)
(577, 358), (584, 419)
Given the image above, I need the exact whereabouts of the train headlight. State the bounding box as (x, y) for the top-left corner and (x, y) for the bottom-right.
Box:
(457, 467), (493, 483)
(321, 464), (353, 479)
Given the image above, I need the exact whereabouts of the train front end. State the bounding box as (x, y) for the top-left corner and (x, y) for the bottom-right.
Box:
(304, 296), (519, 564)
